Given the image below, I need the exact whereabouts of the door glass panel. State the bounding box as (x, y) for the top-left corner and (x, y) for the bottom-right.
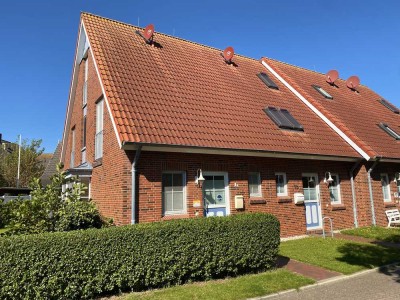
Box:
(203, 175), (226, 206)
(213, 176), (225, 190)
(302, 176), (317, 201)
(204, 191), (215, 205)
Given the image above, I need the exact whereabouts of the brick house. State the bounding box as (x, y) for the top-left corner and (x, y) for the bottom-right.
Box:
(61, 13), (399, 237)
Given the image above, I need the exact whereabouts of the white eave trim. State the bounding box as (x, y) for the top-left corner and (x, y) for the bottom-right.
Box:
(261, 60), (371, 161)
(121, 143), (359, 162)
(61, 22), (83, 162)
(81, 22), (122, 148)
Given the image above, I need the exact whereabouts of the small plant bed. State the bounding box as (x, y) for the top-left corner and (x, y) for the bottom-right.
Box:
(120, 269), (314, 300)
(279, 237), (400, 275)
(341, 226), (400, 243)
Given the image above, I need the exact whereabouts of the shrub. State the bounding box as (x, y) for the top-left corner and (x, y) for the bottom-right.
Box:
(0, 199), (13, 228)
(0, 213), (280, 299)
(5, 164), (107, 235)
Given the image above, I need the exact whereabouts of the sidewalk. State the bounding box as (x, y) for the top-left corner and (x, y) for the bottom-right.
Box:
(277, 256), (341, 281)
(258, 263), (400, 300)
(335, 233), (400, 249)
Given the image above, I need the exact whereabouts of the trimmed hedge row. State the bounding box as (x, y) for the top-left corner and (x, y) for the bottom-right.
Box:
(0, 213), (280, 299)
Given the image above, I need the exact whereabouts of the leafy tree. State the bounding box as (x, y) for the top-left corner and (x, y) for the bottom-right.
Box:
(5, 163), (105, 235)
(0, 138), (45, 187)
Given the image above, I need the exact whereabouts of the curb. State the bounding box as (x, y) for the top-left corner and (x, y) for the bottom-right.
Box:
(250, 262), (399, 300)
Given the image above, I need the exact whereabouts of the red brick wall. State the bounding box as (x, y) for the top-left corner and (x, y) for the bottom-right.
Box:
(130, 151), (358, 237)
(62, 50), (132, 225)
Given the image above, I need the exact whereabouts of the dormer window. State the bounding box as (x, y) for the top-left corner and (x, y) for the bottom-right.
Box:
(379, 123), (400, 140)
(257, 72), (279, 90)
(264, 107), (304, 131)
(312, 85), (333, 99)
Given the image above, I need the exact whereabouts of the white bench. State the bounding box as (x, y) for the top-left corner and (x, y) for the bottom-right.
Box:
(385, 209), (400, 227)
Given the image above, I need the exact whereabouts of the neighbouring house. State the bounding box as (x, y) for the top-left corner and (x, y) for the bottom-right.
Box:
(60, 13), (399, 237)
(40, 142), (62, 186)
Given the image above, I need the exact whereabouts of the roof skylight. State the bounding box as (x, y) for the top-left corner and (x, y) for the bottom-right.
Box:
(312, 85), (333, 99)
(380, 98), (399, 114)
(264, 107), (304, 131)
(257, 72), (279, 90)
(379, 123), (400, 140)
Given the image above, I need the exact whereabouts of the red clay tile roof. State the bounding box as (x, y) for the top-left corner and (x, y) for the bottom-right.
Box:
(82, 13), (359, 158)
(265, 58), (400, 159)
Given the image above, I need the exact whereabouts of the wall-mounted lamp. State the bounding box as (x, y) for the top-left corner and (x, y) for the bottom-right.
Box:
(324, 172), (334, 185)
(195, 169), (205, 187)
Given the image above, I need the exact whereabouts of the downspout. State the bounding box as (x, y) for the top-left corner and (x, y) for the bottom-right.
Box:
(350, 159), (363, 228)
(367, 158), (381, 226)
(131, 146), (142, 224)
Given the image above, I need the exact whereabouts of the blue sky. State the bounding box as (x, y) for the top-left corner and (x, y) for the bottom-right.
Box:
(1, 0), (399, 153)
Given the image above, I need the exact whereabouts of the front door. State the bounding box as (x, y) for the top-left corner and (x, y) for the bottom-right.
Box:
(302, 174), (322, 229)
(203, 172), (229, 217)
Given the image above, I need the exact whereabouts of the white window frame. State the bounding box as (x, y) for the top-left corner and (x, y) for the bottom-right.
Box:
(275, 172), (288, 197)
(328, 173), (342, 204)
(162, 171), (187, 215)
(381, 173), (391, 202)
(83, 59), (88, 106)
(95, 99), (104, 160)
(70, 128), (75, 168)
(248, 172), (262, 197)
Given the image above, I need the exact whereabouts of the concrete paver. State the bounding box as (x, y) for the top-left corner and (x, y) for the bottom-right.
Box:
(262, 263), (400, 300)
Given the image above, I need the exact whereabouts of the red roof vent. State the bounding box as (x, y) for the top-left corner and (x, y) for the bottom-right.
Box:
(346, 75), (360, 90)
(326, 70), (339, 85)
(136, 24), (155, 45)
(222, 46), (234, 64)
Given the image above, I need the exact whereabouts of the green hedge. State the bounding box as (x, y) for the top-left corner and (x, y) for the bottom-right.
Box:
(0, 213), (280, 299)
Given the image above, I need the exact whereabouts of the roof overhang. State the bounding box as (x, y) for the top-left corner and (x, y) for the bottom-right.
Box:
(121, 142), (360, 162)
(65, 162), (93, 178)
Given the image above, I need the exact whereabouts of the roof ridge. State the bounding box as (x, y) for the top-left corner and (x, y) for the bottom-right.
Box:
(266, 57), (371, 88)
(81, 12), (259, 63)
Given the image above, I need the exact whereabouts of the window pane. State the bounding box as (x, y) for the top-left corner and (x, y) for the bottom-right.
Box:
(162, 174), (173, 192)
(249, 173), (260, 196)
(173, 192), (184, 211)
(381, 175), (390, 201)
(173, 173), (183, 191)
(276, 174), (285, 194)
(164, 192), (173, 212)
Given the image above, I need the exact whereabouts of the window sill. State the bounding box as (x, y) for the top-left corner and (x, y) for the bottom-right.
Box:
(277, 196), (292, 203)
(331, 204), (346, 211)
(162, 214), (190, 220)
(384, 202), (397, 208)
(249, 197), (266, 204)
(93, 158), (103, 168)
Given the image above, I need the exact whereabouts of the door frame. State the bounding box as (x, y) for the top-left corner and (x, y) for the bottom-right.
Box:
(302, 173), (322, 229)
(202, 171), (230, 216)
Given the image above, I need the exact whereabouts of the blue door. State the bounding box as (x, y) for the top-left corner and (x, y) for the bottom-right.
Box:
(302, 175), (321, 229)
(203, 174), (227, 217)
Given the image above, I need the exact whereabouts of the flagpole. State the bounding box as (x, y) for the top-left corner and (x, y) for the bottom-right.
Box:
(16, 134), (21, 188)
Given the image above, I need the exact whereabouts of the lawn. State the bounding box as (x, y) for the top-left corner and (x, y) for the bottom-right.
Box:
(279, 237), (400, 274)
(120, 269), (313, 300)
(341, 226), (400, 243)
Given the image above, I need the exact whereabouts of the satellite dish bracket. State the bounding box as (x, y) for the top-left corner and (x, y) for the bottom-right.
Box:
(136, 30), (154, 45)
